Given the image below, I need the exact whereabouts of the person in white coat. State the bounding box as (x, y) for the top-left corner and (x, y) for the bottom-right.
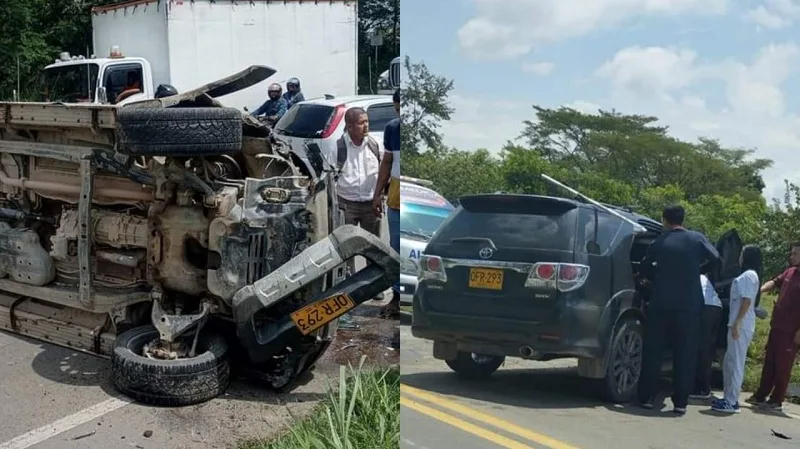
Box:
(711, 244), (762, 413)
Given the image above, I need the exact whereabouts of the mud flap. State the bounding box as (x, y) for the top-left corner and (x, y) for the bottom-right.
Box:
(231, 225), (399, 364)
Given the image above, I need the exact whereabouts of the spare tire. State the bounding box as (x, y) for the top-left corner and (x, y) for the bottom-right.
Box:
(117, 107), (242, 156)
(111, 325), (231, 407)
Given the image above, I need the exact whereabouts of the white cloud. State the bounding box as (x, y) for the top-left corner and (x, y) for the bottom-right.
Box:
(522, 62), (555, 75)
(457, 0), (728, 60)
(745, 0), (800, 29)
(438, 94), (530, 151)
(563, 100), (602, 114)
(746, 5), (791, 29)
(595, 42), (800, 117)
(595, 46), (699, 95)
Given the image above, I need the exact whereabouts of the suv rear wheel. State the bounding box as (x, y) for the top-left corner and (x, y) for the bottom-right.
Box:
(601, 317), (643, 403)
(445, 352), (505, 379)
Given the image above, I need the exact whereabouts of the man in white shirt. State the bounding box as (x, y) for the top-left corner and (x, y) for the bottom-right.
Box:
(333, 107), (383, 278)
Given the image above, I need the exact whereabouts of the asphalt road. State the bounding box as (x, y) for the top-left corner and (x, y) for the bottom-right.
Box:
(0, 217), (392, 449)
(400, 324), (800, 449)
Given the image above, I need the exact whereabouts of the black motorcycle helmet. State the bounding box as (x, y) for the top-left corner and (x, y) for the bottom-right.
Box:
(286, 77), (300, 91)
(155, 84), (178, 99)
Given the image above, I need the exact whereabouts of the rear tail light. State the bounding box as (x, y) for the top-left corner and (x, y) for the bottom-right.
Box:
(419, 255), (447, 282)
(320, 104), (346, 138)
(525, 262), (589, 292)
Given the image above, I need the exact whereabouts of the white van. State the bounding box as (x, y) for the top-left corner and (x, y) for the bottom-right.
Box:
(399, 177), (454, 304)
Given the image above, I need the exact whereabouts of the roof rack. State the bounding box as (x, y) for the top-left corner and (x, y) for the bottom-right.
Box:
(399, 176), (434, 187)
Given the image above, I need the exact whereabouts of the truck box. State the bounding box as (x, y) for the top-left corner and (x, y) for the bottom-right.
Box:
(90, 0), (357, 110)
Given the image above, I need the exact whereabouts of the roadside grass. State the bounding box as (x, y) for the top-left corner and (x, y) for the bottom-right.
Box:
(239, 356), (400, 449)
(743, 294), (800, 396)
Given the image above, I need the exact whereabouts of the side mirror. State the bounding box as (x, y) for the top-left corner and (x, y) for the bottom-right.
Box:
(97, 87), (108, 104)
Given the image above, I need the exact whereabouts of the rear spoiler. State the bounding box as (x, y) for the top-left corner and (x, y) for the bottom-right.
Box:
(541, 174), (647, 234)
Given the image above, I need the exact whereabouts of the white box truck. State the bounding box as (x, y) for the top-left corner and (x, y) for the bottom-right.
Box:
(39, 0), (358, 109)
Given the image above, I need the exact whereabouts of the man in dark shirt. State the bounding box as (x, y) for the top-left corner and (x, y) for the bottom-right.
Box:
(374, 89), (401, 318)
(637, 205), (720, 414)
(746, 242), (800, 411)
(252, 83), (288, 126)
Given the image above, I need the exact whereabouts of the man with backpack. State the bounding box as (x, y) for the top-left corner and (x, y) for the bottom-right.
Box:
(334, 107), (384, 299)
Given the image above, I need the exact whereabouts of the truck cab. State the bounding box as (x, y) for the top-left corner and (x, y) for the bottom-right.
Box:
(40, 47), (155, 106)
(377, 56), (401, 94)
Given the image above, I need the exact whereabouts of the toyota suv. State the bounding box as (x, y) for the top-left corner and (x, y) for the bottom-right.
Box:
(411, 176), (750, 402)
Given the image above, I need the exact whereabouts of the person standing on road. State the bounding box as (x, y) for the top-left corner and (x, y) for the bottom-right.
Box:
(334, 107), (384, 299)
(374, 88), (401, 318)
(637, 205), (720, 415)
(711, 245), (761, 413)
(690, 273), (723, 400)
(746, 242), (800, 412)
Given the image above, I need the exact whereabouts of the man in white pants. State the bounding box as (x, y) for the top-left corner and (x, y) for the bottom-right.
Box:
(712, 245), (762, 413)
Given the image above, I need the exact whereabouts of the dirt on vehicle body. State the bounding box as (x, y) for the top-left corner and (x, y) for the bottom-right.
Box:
(0, 65), (399, 407)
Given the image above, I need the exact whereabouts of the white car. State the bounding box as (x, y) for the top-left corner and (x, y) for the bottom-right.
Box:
(272, 95), (396, 165)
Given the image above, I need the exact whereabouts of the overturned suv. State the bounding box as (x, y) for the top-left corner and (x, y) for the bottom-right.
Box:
(0, 66), (398, 406)
(412, 176), (745, 402)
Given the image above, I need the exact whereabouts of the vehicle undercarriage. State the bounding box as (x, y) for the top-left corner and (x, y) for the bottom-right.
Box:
(0, 66), (399, 406)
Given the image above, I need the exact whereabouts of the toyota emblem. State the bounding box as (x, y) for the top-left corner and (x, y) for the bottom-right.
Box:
(479, 247), (493, 259)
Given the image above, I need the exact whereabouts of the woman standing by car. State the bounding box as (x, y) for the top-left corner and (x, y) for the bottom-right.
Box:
(711, 245), (762, 413)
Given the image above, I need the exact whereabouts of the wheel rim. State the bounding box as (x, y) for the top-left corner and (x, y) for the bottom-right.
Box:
(611, 327), (642, 394)
(471, 353), (495, 364)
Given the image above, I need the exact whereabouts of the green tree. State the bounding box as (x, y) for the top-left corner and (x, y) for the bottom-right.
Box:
(518, 105), (770, 201)
(0, 0), (118, 100)
(356, 0), (400, 94)
(403, 148), (503, 202)
(759, 181), (800, 277)
(400, 56), (455, 155)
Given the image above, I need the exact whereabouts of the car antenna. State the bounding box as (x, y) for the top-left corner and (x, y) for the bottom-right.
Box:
(540, 174), (647, 233)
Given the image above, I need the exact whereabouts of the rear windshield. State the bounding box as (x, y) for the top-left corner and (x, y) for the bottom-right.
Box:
(367, 103), (395, 132)
(274, 104), (334, 138)
(433, 196), (578, 251)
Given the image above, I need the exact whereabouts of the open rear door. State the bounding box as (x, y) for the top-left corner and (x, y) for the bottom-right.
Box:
(709, 228), (743, 300)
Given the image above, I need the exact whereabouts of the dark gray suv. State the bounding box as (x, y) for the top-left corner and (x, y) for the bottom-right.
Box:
(411, 183), (745, 402)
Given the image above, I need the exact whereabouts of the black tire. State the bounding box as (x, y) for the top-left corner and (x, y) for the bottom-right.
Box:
(445, 351), (504, 380)
(601, 317), (643, 403)
(117, 107), (243, 156)
(111, 325), (231, 407)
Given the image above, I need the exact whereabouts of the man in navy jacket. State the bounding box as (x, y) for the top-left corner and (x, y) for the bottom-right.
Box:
(637, 204), (720, 415)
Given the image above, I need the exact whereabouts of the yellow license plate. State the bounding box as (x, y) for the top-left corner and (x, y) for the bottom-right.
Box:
(291, 293), (356, 335)
(468, 267), (504, 290)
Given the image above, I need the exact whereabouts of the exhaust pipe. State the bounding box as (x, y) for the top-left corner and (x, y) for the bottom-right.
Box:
(519, 346), (535, 358)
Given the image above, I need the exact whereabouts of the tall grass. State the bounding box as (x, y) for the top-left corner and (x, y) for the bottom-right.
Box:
(241, 356), (400, 449)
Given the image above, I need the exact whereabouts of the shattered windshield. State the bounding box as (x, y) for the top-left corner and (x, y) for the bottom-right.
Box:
(40, 63), (99, 103)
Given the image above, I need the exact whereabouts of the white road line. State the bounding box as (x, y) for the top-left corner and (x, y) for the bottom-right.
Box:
(0, 397), (130, 449)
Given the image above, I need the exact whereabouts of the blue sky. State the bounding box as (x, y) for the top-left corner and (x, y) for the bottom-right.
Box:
(401, 0), (800, 201)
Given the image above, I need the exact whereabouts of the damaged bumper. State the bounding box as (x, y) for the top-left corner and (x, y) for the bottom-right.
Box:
(231, 224), (399, 364)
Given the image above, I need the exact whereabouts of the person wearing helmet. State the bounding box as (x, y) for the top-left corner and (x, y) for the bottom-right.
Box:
(282, 78), (305, 108)
(154, 84), (178, 99)
(252, 83), (288, 125)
